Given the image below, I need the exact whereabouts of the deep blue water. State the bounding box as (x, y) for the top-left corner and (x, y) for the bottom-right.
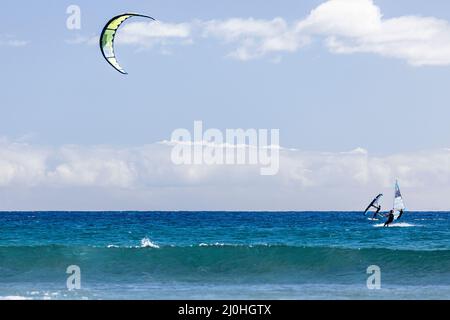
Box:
(0, 211), (449, 299)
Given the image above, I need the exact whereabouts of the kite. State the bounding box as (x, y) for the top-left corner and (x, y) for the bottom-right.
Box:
(99, 13), (155, 74)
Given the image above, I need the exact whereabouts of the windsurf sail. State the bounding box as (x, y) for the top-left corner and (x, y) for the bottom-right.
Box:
(364, 193), (383, 216)
(393, 180), (405, 220)
(99, 13), (155, 74)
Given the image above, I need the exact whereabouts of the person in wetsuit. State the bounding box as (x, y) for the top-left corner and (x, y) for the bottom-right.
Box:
(384, 210), (395, 227)
(372, 205), (381, 219)
(397, 209), (404, 220)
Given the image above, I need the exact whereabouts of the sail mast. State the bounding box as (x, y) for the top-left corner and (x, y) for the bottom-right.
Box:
(393, 179), (405, 219)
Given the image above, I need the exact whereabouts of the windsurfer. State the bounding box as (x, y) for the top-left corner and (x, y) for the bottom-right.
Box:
(384, 210), (395, 227)
(372, 205), (381, 219)
(397, 209), (404, 220)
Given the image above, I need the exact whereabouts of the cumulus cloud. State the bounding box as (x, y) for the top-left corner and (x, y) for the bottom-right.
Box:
(0, 138), (449, 210)
(48, 146), (138, 188)
(298, 0), (450, 66)
(202, 17), (309, 60)
(116, 17), (307, 60)
(71, 0), (450, 65)
(0, 139), (48, 187)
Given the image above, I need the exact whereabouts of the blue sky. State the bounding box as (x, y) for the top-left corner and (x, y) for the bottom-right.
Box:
(1, 0), (450, 210)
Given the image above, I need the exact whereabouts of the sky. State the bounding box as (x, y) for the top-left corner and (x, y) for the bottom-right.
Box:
(1, 0), (450, 210)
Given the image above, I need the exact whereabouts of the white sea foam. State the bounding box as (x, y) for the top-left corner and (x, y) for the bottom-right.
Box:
(107, 238), (160, 249)
(140, 237), (160, 249)
(198, 242), (227, 247)
(198, 242), (272, 247)
(0, 296), (30, 300)
(373, 222), (418, 228)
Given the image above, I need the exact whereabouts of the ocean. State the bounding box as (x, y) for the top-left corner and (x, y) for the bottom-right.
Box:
(0, 211), (449, 300)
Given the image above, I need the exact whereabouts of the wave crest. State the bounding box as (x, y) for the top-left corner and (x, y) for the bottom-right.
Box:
(140, 237), (160, 249)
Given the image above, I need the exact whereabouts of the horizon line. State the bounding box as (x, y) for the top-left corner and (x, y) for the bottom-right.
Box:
(0, 210), (448, 213)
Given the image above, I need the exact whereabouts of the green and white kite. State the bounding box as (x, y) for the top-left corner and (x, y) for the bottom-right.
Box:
(99, 13), (155, 74)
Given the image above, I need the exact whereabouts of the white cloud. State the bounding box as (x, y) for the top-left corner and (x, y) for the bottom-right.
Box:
(298, 0), (450, 66)
(66, 21), (192, 49)
(116, 21), (192, 49)
(0, 138), (449, 210)
(78, 0), (450, 65)
(209, 0), (450, 64)
(0, 35), (28, 47)
(120, 21), (191, 40)
(48, 146), (137, 188)
(65, 34), (98, 45)
(0, 139), (48, 187)
(109, 17), (308, 60)
(202, 17), (309, 60)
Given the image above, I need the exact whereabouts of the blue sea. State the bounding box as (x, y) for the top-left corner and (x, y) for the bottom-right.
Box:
(0, 211), (449, 300)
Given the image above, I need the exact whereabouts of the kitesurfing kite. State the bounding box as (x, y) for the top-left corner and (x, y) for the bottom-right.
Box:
(99, 13), (155, 74)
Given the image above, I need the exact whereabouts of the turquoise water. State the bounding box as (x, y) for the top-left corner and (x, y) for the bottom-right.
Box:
(0, 211), (449, 299)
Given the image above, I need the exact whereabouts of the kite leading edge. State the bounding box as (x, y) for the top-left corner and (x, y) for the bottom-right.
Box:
(99, 13), (155, 74)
